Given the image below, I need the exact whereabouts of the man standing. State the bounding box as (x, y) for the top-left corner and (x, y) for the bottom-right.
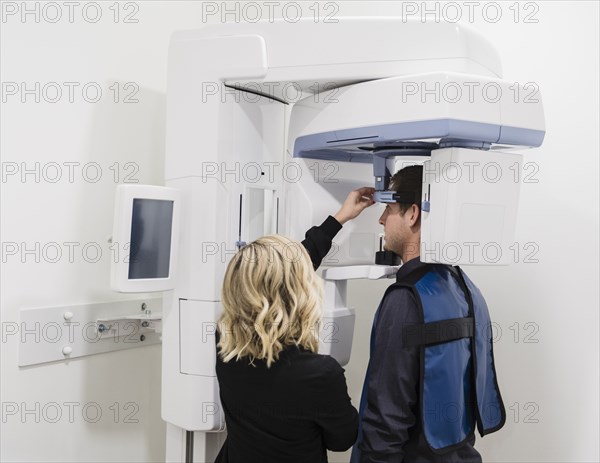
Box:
(351, 165), (505, 462)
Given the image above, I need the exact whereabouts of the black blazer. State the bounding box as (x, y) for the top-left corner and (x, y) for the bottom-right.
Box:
(215, 345), (358, 463)
(215, 216), (357, 462)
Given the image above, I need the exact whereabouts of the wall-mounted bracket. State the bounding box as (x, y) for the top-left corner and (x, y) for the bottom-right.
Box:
(96, 310), (163, 339)
(17, 298), (162, 367)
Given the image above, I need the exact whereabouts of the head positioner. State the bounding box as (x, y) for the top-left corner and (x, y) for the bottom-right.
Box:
(371, 147), (433, 205)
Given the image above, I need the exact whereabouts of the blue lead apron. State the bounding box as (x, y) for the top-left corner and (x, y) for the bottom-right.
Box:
(351, 264), (505, 460)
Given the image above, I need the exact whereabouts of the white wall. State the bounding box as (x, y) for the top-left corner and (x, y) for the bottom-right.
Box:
(0, 3), (209, 462)
(1, 2), (598, 463)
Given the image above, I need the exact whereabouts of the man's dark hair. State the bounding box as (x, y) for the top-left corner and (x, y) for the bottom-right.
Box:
(389, 165), (423, 215)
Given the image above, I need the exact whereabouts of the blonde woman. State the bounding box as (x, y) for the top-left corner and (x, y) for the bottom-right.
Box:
(215, 187), (375, 463)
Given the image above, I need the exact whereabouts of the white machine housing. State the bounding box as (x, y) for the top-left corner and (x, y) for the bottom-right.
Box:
(287, 73), (543, 265)
(143, 16), (545, 461)
(421, 148), (524, 265)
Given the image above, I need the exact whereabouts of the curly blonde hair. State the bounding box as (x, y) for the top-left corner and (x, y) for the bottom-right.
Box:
(218, 235), (323, 368)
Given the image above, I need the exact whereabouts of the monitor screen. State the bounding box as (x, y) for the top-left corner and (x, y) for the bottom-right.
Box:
(111, 185), (180, 292)
(128, 199), (174, 279)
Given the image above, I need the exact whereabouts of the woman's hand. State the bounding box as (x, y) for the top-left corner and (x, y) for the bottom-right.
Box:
(334, 187), (376, 225)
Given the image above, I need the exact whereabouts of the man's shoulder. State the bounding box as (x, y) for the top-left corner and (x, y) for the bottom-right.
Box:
(377, 284), (421, 324)
(382, 282), (418, 304)
(383, 263), (461, 304)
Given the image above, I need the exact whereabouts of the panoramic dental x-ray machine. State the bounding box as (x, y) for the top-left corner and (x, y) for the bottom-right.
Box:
(110, 17), (544, 462)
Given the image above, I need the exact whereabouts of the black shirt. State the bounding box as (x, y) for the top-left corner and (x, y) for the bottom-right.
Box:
(215, 216), (357, 463)
(302, 215), (343, 270)
(215, 344), (358, 463)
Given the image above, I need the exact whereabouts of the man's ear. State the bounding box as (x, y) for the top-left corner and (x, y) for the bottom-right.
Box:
(410, 204), (420, 226)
